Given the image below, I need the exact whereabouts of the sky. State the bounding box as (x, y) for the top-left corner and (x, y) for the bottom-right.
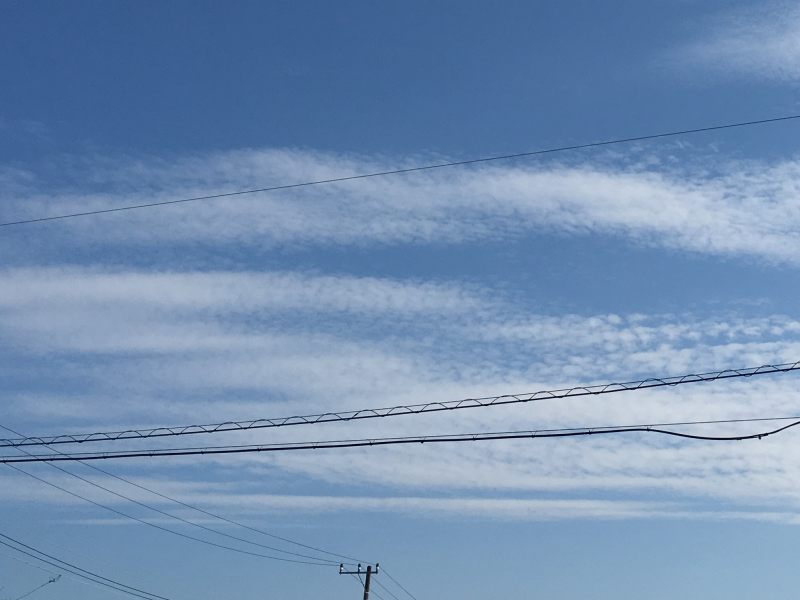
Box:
(2, 1), (800, 598)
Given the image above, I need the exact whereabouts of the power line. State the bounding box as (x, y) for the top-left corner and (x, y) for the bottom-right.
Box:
(373, 578), (403, 600)
(0, 424), (363, 567)
(371, 587), (387, 600)
(12, 461), (341, 564)
(1, 113), (799, 228)
(3, 463), (333, 565)
(0, 549), (61, 577)
(3, 415), (798, 464)
(348, 565), (411, 600)
(1, 426), (391, 594)
(60, 469), (410, 598)
(82, 468), (360, 563)
(89, 469), (363, 563)
(5, 361), (797, 449)
(351, 573), (387, 600)
(0, 532), (169, 600)
(1, 428), (419, 600)
(2, 460), (411, 600)
(1, 427), (343, 564)
(382, 569), (419, 600)
(12, 574), (60, 600)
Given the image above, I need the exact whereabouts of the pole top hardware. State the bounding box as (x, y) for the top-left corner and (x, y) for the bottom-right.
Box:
(338, 562), (380, 576)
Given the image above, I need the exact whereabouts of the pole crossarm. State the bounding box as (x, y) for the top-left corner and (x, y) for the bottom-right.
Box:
(340, 564), (379, 600)
(339, 563), (380, 575)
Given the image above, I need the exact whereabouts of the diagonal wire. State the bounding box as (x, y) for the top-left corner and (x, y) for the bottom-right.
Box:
(350, 573), (388, 600)
(351, 573), (364, 593)
(4, 361), (797, 449)
(0, 422), (359, 566)
(3, 463), (332, 566)
(372, 588), (387, 600)
(0, 533), (168, 600)
(4, 444), (340, 563)
(0, 549), (61, 577)
(373, 578), (403, 600)
(67, 466), (363, 564)
(1, 113), (799, 228)
(63, 463), (359, 563)
(382, 568), (419, 600)
(13, 575), (60, 600)
(0, 539), (158, 600)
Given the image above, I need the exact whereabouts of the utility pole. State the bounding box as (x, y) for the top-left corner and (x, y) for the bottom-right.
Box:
(339, 562), (379, 600)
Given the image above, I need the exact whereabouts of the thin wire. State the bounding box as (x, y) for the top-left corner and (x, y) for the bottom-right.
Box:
(2, 113), (799, 228)
(0, 533), (169, 600)
(372, 588), (388, 600)
(0, 539), (160, 600)
(350, 572), (366, 595)
(373, 578), (403, 600)
(345, 562), (409, 600)
(0, 423), (363, 567)
(382, 568), (419, 600)
(15, 460), (340, 564)
(3, 415), (798, 464)
(2, 441), (340, 564)
(13, 575), (60, 600)
(0, 549), (61, 577)
(87, 470), (363, 564)
(2, 463), (332, 566)
(5, 361), (797, 449)
(351, 572), (389, 600)
(351, 571), (388, 600)
(0, 422), (362, 566)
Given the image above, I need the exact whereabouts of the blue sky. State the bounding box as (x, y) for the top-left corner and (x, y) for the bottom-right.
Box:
(3, 1), (800, 599)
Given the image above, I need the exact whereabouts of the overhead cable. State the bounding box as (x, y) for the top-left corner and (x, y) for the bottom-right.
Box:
(3, 463), (334, 565)
(5, 361), (797, 449)
(350, 573), (388, 600)
(0, 532), (170, 600)
(0, 548), (61, 577)
(382, 568), (420, 600)
(13, 574), (60, 600)
(1, 426), (343, 564)
(373, 578), (403, 600)
(1, 113), (799, 228)
(0, 423), (363, 566)
(9, 461), (341, 565)
(1, 428), (393, 591)
(3, 416), (798, 464)
(79, 465), (362, 563)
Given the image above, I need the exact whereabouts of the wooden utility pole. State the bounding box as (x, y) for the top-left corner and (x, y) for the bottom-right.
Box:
(339, 562), (379, 600)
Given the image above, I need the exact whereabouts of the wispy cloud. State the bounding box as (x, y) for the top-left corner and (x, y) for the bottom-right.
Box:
(6, 469), (800, 525)
(5, 147), (800, 264)
(2, 265), (800, 522)
(5, 142), (800, 525)
(673, 2), (800, 82)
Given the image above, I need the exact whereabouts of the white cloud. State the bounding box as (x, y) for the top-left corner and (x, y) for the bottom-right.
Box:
(674, 2), (800, 82)
(2, 267), (797, 405)
(6, 467), (800, 525)
(6, 148), (800, 263)
(5, 137), (800, 525)
(2, 265), (800, 523)
(0, 267), (486, 316)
